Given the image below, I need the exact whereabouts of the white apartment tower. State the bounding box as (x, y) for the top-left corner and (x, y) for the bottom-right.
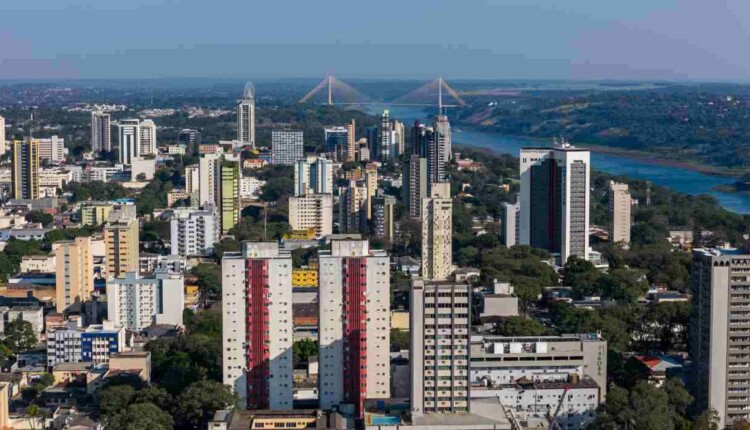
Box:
(501, 202), (519, 247)
(198, 153), (221, 206)
(139, 119), (157, 155)
(222, 242), (293, 410)
(106, 271), (185, 331)
(91, 112), (111, 154)
(519, 144), (590, 264)
(169, 206), (219, 257)
(410, 280), (470, 416)
(118, 119), (140, 165)
(434, 114), (452, 161)
(294, 156), (333, 196)
(288, 194), (333, 238)
(237, 82), (256, 147)
(318, 240), (390, 418)
(0, 115), (5, 156)
(608, 181), (631, 247)
(421, 183), (453, 280)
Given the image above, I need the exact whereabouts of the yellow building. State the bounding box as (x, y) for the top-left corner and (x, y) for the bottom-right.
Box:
(54, 236), (94, 313)
(104, 205), (139, 278)
(284, 228), (317, 240)
(0, 382), (8, 429)
(220, 161), (240, 234)
(11, 139), (40, 200)
(80, 202), (115, 226)
(390, 310), (410, 330)
(292, 268), (318, 288)
(184, 285), (201, 311)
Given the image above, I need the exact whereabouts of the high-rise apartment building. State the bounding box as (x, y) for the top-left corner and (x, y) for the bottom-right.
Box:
(500, 202), (519, 247)
(219, 160), (240, 234)
(294, 156), (333, 196)
(428, 119), (448, 191)
(54, 237), (94, 314)
(403, 154), (428, 218)
(422, 183), (453, 280)
(338, 180), (368, 234)
(519, 144), (590, 264)
(169, 206), (219, 257)
(237, 82), (256, 146)
(178, 128), (201, 147)
(184, 164), (200, 205)
(690, 248), (750, 428)
(318, 240), (390, 418)
(106, 271), (185, 331)
(372, 195), (395, 242)
(393, 120), (405, 156)
(289, 194), (333, 238)
(434, 114), (452, 161)
(272, 130), (304, 166)
(377, 110), (393, 161)
(0, 115), (6, 156)
(139, 119), (157, 156)
(608, 181), (631, 247)
(222, 242), (293, 410)
(347, 119), (356, 161)
(118, 119), (140, 165)
(91, 112), (111, 154)
(324, 126), (348, 161)
(364, 164), (378, 220)
(103, 205), (139, 278)
(198, 153), (220, 206)
(410, 280), (470, 416)
(11, 140), (40, 200)
(36, 136), (65, 164)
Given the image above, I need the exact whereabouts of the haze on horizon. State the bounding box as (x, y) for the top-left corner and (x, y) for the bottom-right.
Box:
(1, 0), (749, 82)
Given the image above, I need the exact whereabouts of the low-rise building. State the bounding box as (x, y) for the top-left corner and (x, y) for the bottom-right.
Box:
(106, 271), (184, 332)
(19, 255), (55, 273)
(46, 318), (126, 368)
(292, 268), (318, 287)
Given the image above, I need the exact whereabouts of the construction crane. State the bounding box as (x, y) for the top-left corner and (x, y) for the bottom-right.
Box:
(547, 386), (570, 430)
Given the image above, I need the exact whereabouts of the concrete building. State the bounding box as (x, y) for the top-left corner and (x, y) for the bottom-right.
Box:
(139, 119), (157, 156)
(222, 242), (294, 409)
(410, 280), (470, 416)
(103, 205), (139, 278)
(393, 120), (406, 156)
(91, 112), (111, 154)
(11, 140), (40, 200)
(608, 181), (631, 247)
(169, 206), (219, 257)
(347, 120), (356, 161)
(519, 144), (590, 264)
(20, 254), (55, 273)
(324, 126), (349, 161)
(690, 248), (750, 427)
(377, 110), (393, 161)
(0, 306), (44, 338)
(434, 114), (452, 162)
(240, 176), (265, 199)
(237, 82), (256, 146)
(0, 115), (5, 156)
(372, 195), (396, 242)
(130, 157), (156, 181)
(54, 237), (94, 314)
(80, 202), (115, 227)
(403, 154), (428, 219)
(294, 156), (333, 196)
(37, 136), (65, 164)
(219, 160), (240, 234)
(272, 130), (304, 166)
(198, 153), (220, 206)
(421, 183), (453, 280)
(178, 128), (201, 146)
(117, 119), (140, 165)
(46, 318), (125, 368)
(338, 180), (368, 234)
(184, 164), (200, 196)
(364, 164), (378, 219)
(106, 271), (185, 331)
(318, 240), (390, 418)
(289, 194), (333, 238)
(500, 202), (519, 247)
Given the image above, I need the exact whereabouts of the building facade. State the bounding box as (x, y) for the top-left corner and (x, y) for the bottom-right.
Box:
(80, 202), (115, 227)
(91, 112), (111, 154)
(272, 130), (303, 166)
(103, 205), (139, 278)
(118, 119), (140, 165)
(372, 195), (395, 242)
(54, 237), (94, 314)
(169, 206), (219, 257)
(289, 194), (333, 238)
(403, 154), (428, 219)
(106, 271), (185, 331)
(37, 136), (65, 164)
(47, 318), (125, 368)
(294, 156), (333, 196)
(220, 160), (240, 234)
(421, 183), (453, 280)
(324, 126), (348, 161)
(237, 82), (256, 146)
(11, 140), (40, 200)
(139, 119), (157, 156)
(500, 202), (519, 247)
(318, 240), (390, 418)
(338, 181), (368, 234)
(608, 181), (631, 247)
(222, 242), (294, 409)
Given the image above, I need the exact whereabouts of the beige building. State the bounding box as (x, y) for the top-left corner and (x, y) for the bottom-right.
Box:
(55, 237), (94, 313)
(608, 181), (631, 247)
(289, 194), (333, 238)
(421, 183), (453, 280)
(104, 205), (139, 279)
(338, 180), (368, 234)
(20, 254), (55, 273)
(364, 164), (378, 219)
(109, 351), (151, 383)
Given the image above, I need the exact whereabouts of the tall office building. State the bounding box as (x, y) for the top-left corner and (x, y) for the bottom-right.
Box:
(324, 126), (348, 161)
(222, 242), (293, 410)
(271, 130), (303, 166)
(393, 120), (405, 156)
(169, 206), (219, 257)
(54, 237), (94, 314)
(178, 128), (201, 147)
(434, 114), (452, 161)
(118, 119), (140, 165)
(11, 140), (40, 200)
(378, 110), (393, 161)
(403, 152), (428, 218)
(500, 202), (519, 247)
(519, 144), (590, 264)
(366, 126), (379, 161)
(103, 205), (139, 279)
(318, 240), (390, 418)
(421, 183), (453, 280)
(37, 136), (65, 164)
(410, 280), (470, 416)
(0, 115), (5, 156)
(107, 271), (184, 331)
(338, 180), (368, 234)
(139, 119), (157, 155)
(690, 248), (750, 428)
(428, 119), (448, 190)
(289, 194), (333, 238)
(90, 112), (111, 154)
(608, 181), (631, 247)
(219, 160), (240, 234)
(294, 156), (333, 196)
(372, 195), (396, 242)
(237, 82), (256, 147)
(347, 119), (356, 161)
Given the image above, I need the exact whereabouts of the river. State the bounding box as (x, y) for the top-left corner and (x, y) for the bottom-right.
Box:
(361, 105), (750, 214)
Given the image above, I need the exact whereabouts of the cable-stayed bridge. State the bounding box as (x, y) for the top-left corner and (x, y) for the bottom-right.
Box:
(298, 76), (466, 109)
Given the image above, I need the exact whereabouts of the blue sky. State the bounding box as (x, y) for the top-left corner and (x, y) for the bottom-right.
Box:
(1, 0), (749, 80)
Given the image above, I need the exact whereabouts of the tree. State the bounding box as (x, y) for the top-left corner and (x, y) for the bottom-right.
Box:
(561, 256), (602, 297)
(24, 211), (53, 227)
(100, 384), (137, 418)
(493, 316), (547, 336)
(4, 318), (37, 354)
(390, 329), (409, 351)
(25, 404), (43, 430)
(190, 263), (221, 295)
(293, 338), (319, 364)
(108, 402), (174, 430)
(260, 177), (294, 202)
(731, 420), (750, 430)
(174, 380), (235, 429)
(693, 409), (720, 430)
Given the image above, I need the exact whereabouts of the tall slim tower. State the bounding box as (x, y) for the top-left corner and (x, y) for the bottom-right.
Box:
(237, 81), (256, 147)
(139, 119), (157, 155)
(11, 139), (40, 200)
(434, 114), (452, 161)
(338, 180), (368, 234)
(608, 181), (631, 247)
(118, 119), (140, 165)
(421, 183), (453, 280)
(0, 115), (5, 156)
(91, 112), (111, 154)
(54, 236), (94, 314)
(104, 205), (139, 279)
(318, 240), (390, 418)
(222, 242), (293, 410)
(346, 119), (356, 161)
(428, 118), (448, 191)
(294, 156), (333, 196)
(219, 159), (240, 234)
